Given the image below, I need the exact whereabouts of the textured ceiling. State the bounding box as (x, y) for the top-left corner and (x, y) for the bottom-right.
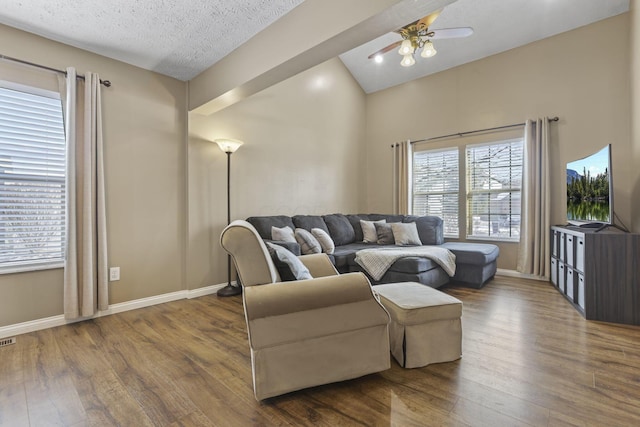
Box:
(0, 0), (304, 81)
(0, 0), (631, 92)
(339, 0), (630, 93)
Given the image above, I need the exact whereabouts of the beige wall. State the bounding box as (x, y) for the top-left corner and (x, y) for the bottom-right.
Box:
(364, 14), (631, 269)
(0, 24), (187, 326)
(187, 58), (366, 289)
(631, 1), (640, 232)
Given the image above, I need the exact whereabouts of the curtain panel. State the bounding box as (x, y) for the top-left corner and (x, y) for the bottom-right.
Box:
(392, 141), (411, 215)
(61, 67), (108, 320)
(517, 118), (551, 278)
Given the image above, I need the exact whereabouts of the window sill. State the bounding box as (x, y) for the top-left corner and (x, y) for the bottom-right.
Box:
(466, 236), (520, 243)
(0, 261), (64, 275)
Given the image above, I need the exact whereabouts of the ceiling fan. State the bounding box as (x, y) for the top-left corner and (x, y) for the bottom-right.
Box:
(368, 9), (473, 67)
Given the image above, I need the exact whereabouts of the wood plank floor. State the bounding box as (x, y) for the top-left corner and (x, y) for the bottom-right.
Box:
(1, 276), (640, 426)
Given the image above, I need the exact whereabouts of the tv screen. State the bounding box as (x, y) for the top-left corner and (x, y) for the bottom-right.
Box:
(566, 144), (613, 226)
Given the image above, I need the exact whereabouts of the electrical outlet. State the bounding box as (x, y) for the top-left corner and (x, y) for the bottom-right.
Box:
(109, 267), (120, 281)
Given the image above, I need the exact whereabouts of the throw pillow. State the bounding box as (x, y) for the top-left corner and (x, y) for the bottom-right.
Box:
(265, 242), (313, 281)
(375, 222), (395, 245)
(361, 219), (386, 243)
(271, 226), (296, 243)
(311, 228), (335, 254)
(295, 228), (322, 255)
(391, 222), (422, 246)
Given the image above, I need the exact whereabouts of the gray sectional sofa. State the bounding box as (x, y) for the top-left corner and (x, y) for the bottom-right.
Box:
(246, 213), (500, 289)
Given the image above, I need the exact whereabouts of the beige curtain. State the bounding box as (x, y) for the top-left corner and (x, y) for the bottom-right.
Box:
(392, 140), (411, 215)
(62, 67), (108, 320)
(517, 118), (550, 277)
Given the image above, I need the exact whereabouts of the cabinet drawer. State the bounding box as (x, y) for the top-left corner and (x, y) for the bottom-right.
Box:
(559, 234), (566, 262)
(566, 235), (574, 266)
(552, 230), (558, 257)
(558, 263), (565, 293)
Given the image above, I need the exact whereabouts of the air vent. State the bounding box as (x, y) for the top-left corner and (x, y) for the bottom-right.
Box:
(0, 337), (16, 347)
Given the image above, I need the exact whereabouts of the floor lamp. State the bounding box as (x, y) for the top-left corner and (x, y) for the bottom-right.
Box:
(214, 138), (244, 297)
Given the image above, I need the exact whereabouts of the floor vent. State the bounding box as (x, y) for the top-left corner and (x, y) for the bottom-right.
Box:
(0, 337), (16, 348)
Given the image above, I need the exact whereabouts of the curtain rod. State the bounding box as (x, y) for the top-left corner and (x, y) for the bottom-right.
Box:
(395, 116), (559, 147)
(0, 53), (112, 87)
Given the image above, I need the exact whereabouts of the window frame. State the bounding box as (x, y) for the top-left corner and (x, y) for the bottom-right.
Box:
(0, 80), (66, 274)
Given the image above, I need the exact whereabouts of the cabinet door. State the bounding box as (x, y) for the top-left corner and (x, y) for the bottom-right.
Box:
(577, 273), (585, 309)
(552, 230), (558, 257)
(566, 268), (575, 300)
(551, 258), (558, 286)
(559, 233), (566, 262)
(575, 236), (585, 272)
(566, 235), (574, 266)
(558, 263), (565, 293)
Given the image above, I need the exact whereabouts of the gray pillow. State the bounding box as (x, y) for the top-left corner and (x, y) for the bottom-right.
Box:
(322, 214), (356, 246)
(375, 222), (395, 245)
(391, 222), (422, 246)
(266, 242), (312, 281)
(361, 219), (386, 243)
(295, 228), (322, 255)
(271, 226), (296, 243)
(311, 228), (335, 254)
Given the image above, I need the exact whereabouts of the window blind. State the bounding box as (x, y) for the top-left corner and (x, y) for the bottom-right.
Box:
(466, 139), (523, 240)
(0, 86), (66, 269)
(412, 148), (459, 237)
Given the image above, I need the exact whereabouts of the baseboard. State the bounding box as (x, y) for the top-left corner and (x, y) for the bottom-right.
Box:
(496, 268), (549, 282)
(0, 282), (231, 340)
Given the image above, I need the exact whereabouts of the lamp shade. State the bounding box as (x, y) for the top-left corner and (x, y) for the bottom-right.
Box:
(214, 138), (244, 153)
(421, 41), (437, 58)
(398, 39), (414, 56)
(400, 54), (416, 67)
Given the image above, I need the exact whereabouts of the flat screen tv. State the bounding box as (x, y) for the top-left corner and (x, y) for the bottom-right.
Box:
(566, 144), (613, 228)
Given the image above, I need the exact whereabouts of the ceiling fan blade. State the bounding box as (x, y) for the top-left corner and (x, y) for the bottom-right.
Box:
(429, 27), (474, 40)
(417, 9), (442, 29)
(368, 40), (402, 59)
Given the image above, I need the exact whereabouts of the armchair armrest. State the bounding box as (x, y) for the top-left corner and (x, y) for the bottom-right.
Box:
(244, 272), (381, 320)
(298, 253), (338, 277)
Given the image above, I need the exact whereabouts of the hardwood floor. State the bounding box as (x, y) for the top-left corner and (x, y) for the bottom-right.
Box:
(1, 276), (639, 426)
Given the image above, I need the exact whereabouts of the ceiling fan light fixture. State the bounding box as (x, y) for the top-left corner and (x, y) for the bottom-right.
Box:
(421, 40), (437, 58)
(400, 54), (416, 67)
(398, 39), (414, 56)
(374, 54), (384, 64)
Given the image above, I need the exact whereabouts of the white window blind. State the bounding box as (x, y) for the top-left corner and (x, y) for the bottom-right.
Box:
(466, 139), (523, 240)
(0, 85), (66, 270)
(412, 148), (459, 237)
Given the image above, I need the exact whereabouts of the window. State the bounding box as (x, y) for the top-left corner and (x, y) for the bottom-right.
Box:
(412, 148), (459, 237)
(0, 83), (66, 272)
(466, 139), (523, 240)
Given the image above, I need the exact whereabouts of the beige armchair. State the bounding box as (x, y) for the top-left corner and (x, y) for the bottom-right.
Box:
(220, 220), (390, 400)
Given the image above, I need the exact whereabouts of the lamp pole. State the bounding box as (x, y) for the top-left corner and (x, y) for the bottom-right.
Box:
(215, 139), (243, 297)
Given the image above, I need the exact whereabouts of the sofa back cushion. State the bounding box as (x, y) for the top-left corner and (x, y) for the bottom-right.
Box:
(246, 216), (295, 240)
(368, 214), (404, 223)
(346, 214), (370, 242)
(322, 214), (356, 246)
(292, 215), (329, 234)
(403, 215), (444, 245)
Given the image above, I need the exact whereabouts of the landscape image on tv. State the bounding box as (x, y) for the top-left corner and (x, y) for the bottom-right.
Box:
(566, 145), (611, 223)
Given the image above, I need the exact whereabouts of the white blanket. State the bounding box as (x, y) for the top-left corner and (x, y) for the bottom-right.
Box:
(355, 246), (456, 281)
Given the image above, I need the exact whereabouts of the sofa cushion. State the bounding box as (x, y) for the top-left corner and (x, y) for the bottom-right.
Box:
(375, 222), (395, 245)
(292, 215), (329, 233)
(266, 242), (312, 281)
(247, 216), (295, 240)
(387, 256), (441, 274)
(368, 214), (404, 223)
(441, 242), (499, 265)
(361, 219), (385, 243)
(271, 226), (296, 243)
(311, 228), (335, 254)
(294, 228), (321, 255)
(323, 214), (356, 246)
(346, 214), (370, 242)
(403, 216), (444, 245)
(332, 242), (375, 269)
(391, 222), (422, 246)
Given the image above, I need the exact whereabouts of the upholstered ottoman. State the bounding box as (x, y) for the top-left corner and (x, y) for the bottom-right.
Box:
(375, 282), (462, 368)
